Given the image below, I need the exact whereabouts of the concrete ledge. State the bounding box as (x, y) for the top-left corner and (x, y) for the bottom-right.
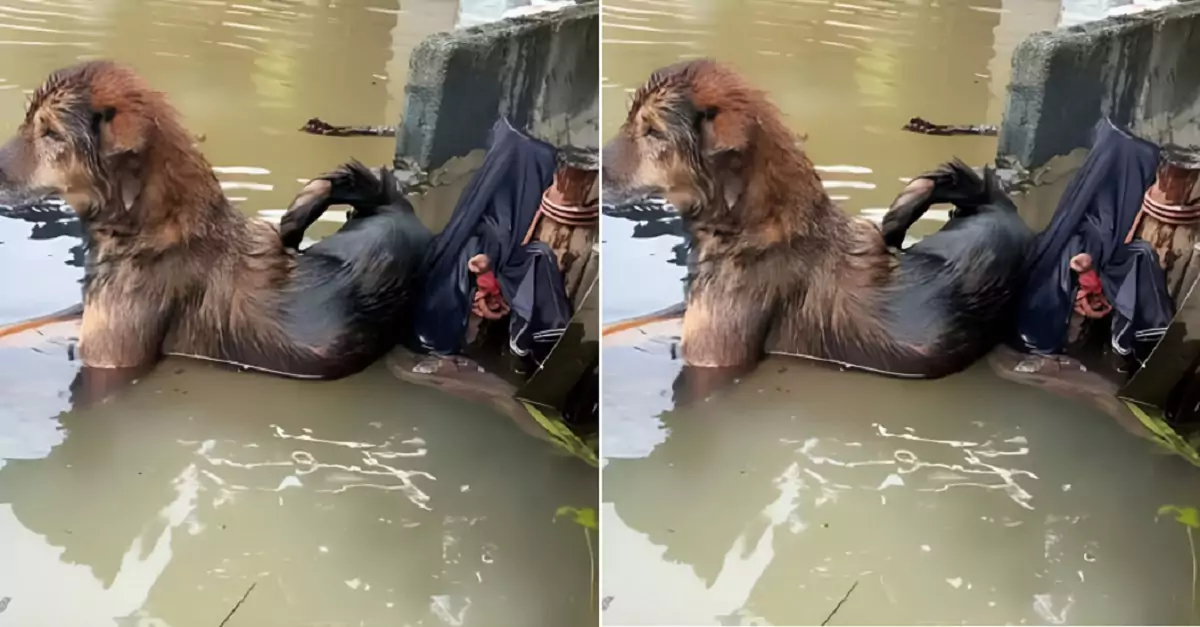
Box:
(396, 2), (599, 171)
(998, 0), (1200, 169)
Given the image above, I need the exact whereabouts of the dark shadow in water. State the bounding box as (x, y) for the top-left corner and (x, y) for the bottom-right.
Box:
(0, 204), (84, 268)
(672, 363), (760, 407)
(68, 364), (158, 409)
(604, 339), (1200, 624)
(602, 203), (690, 267)
(0, 353), (595, 625)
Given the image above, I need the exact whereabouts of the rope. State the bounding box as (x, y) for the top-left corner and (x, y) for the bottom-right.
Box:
(1142, 194), (1200, 224)
(1125, 188), (1200, 243)
(540, 192), (599, 225)
(522, 182), (599, 245)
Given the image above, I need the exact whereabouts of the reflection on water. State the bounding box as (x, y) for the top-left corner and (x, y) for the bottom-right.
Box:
(603, 329), (1200, 625)
(0, 333), (596, 625)
(600, 0), (1200, 623)
(0, 1), (595, 625)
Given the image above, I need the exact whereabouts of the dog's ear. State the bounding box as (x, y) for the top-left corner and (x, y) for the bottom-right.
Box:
(92, 106), (146, 210)
(698, 107), (749, 158)
(93, 106), (147, 158)
(699, 108), (749, 209)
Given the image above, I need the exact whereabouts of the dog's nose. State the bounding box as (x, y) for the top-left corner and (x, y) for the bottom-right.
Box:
(600, 142), (621, 185)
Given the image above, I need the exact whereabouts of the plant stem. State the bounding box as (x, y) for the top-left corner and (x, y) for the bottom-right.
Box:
(218, 582), (257, 627)
(1189, 526), (1197, 623)
(585, 528), (596, 609)
(821, 580), (859, 626)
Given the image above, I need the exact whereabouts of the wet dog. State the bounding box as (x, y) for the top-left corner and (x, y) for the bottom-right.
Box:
(602, 59), (1033, 382)
(0, 60), (431, 390)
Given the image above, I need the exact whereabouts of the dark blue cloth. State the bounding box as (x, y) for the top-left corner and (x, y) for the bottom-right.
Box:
(410, 118), (572, 363)
(1014, 118), (1173, 359)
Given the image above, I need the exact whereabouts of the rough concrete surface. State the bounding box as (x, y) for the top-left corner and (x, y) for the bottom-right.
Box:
(999, 0), (1200, 169)
(396, 1), (599, 171)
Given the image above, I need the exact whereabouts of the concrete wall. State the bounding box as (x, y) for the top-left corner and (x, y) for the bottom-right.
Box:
(395, 1), (599, 171)
(998, 0), (1200, 170)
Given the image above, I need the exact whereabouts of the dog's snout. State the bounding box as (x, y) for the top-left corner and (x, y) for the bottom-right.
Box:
(600, 140), (624, 188)
(0, 135), (47, 207)
(600, 138), (635, 209)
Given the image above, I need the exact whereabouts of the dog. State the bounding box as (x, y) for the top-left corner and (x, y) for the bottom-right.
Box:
(602, 59), (1033, 381)
(0, 60), (432, 390)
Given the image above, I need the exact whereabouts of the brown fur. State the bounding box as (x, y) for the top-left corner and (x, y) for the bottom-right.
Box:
(0, 62), (295, 370)
(0, 61), (418, 379)
(603, 60), (1032, 378)
(604, 60), (899, 369)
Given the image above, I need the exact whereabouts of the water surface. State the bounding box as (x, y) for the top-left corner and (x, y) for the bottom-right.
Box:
(0, 1), (597, 624)
(600, 0), (1200, 623)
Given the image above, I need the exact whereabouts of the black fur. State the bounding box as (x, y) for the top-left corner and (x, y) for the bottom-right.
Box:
(866, 159), (1034, 377)
(247, 161), (433, 378)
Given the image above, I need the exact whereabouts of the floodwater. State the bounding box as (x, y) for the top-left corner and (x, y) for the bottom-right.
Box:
(0, 1), (596, 625)
(600, 0), (1200, 624)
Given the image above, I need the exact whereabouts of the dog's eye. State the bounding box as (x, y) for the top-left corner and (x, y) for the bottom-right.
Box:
(42, 128), (62, 142)
(90, 107), (115, 135)
(645, 126), (665, 140)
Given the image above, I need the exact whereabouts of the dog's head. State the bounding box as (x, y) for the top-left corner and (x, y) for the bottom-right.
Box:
(602, 59), (771, 220)
(0, 61), (164, 217)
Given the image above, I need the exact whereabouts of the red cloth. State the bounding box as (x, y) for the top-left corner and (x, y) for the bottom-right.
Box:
(1077, 269), (1103, 295)
(1069, 253), (1111, 319)
(475, 270), (501, 296)
(468, 254), (509, 320)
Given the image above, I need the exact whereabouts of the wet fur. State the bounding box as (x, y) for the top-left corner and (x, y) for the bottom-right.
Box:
(0, 61), (431, 379)
(602, 59), (1033, 378)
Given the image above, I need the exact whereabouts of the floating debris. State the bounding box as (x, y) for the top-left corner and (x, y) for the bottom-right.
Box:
(903, 116), (998, 136)
(300, 117), (396, 137)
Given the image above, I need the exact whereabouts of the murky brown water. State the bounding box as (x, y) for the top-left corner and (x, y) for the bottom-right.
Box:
(600, 0), (1200, 624)
(0, 1), (597, 625)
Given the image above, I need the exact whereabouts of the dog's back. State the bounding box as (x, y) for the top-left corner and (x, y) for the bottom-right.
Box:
(164, 163), (433, 379)
(278, 163), (433, 378)
(883, 164), (1034, 377)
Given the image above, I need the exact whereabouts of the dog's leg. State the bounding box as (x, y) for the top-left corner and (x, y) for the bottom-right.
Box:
(280, 162), (400, 249)
(68, 304), (165, 406)
(681, 286), (775, 370)
(674, 282), (771, 403)
(880, 178), (937, 249)
(68, 363), (156, 408)
(881, 160), (1000, 248)
(279, 178), (334, 250)
(78, 299), (168, 369)
(672, 362), (757, 406)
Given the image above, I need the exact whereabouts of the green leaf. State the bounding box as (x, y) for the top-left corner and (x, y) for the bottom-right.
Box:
(554, 505), (598, 530)
(523, 402), (598, 467)
(1126, 402), (1200, 468)
(1158, 505), (1200, 529)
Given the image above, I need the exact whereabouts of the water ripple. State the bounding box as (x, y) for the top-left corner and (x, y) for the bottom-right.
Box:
(792, 423), (1039, 510)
